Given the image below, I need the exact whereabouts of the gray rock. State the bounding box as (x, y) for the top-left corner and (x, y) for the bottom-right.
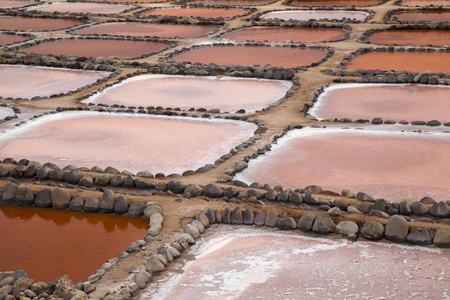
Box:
(110, 175), (124, 187)
(276, 190), (291, 202)
(127, 201), (145, 218)
(114, 196), (128, 215)
(203, 184), (223, 198)
(118, 252), (129, 260)
(12, 270), (27, 281)
(328, 207), (340, 216)
(433, 227), (450, 248)
(373, 198), (388, 212)
(145, 255), (165, 273)
(254, 211), (266, 226)
(51, 188), (70, 210)
(161, 248), (174, 263)
(385, 215), (408, 242)
(304, 185), (322, 194)
(65, 170), (81, 184)
(184, 185), (203, 197)
(145, 204), (162, 221)
(34, 189), (52, 208)
(53, 275), (74, 298)
(0, 165), (10, 177)
(356, 192), (374, 202)
(12, 277), (33, 297)
(0, 278), (14, 289)
(336, 221), (359, 236)
(0, 182), (18, 204)
(407, 227), (432, 245)
(185, 224), (200, 239)
(48, 169), (66, 181)
(357, 202), (373, 214)
(264, 209), (278, 227)
(15, 187), (34, 206)
(36, 167), (51, 180)
(206, 208), (215, 224)
(411, 202), (429, 215)
(30, 282), (53, 295)
(84, 195), (100, 213)
(88, 289), (109, 300)
(276, 217), (296, 230)
(304, 193), (319, 205)
(127, 282), (139, 297)
(248, 189), (266, 199)
(298, 213), (315, 232)
(99, 189), (115, 214)
(361, 221), (384, 240)
(126, 242), (139, 253)
(222, 208), (231, 224)
(230, 207), (243, 224)
(123, 176), (136, 188)
(79, 175), (94, 188)
(289, 192), (303, 205)
(429, 202), (450, 218)
(399, 201), (411, 215)
(191, 220), (205, 233)
(312, 216), (336, 234)
(243, 209), (254, 225)
(23, 166), (36, 178)
(69, 197), (84, 212)
(264, 190), (278, 201)
(167, 246), (180, 259)
(104, 293), (126, 300)
(224, 187), (238, 198)
(420, 197), (437, 205)
(94, 173), (110, 186)
(369, 210), (390, 219)
(214, 209), (222, 223)
(347, 206), (363, 214)
(135, 178), (155, 189)
(196, 211), (210, 228)
(167, 180), (188, 194)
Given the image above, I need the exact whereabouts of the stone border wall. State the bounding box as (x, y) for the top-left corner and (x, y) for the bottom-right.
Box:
(0, 103), (20, 124)
(384, 7), (450, 23)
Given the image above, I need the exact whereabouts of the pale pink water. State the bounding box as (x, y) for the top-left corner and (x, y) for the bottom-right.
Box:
(21, 39), (170, 59)
(390, 10), (450, 22)
(142, 7), (249, 18)
(0, 16), (83, 31)
(29, 2), (135, 14)
(311, 84), (450, 122)
(401, 0), (450, 6)
(74, 22), (218, 38)
(0, 33), (28, 46)
(190, 0), (274, 5)
(85, 75), (292, 113)
(0, 112), (256, 173)
(236, 128), (450, 201)
(0, 0), (38, 8)
(222, 27), (347, 43)
(0, 107), (14, 119)
(366, 29), (450, 46)
(289, 0), (383, 6)
(346, 51), (450, 73)
(172, 46), (328, 68)
(261, 10), (369, 21)
(143, 226), (450, 299)
(0, 65), (110, 99)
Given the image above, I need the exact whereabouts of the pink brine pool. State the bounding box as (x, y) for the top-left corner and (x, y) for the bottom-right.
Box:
(236, 127), (450, 201)
(390, 10), (450, 22)
(0, 107), (14, 119)
(310, 84), (450, 122)
(366, 29), (450, 46)
(189, 0), (275, 5)
(401, 0), (450, 6)
(142, 7), (249, 18)
(222, 27), (347, 43)
(0, 0), (39, 8)
(289, 0), (384, 6)
(261, 10), (369, 21)
(143, 226), (450, 299)
(0, 112), (257, 174)
(0, 33), (29, 46)
(172, 46), (328, 68)
(74, 22), (219, 39)
(85, 75), (292, 113)
(28, 2), (136, 14)
(0, 16), (84, 31)
(0, 65), (110, 99)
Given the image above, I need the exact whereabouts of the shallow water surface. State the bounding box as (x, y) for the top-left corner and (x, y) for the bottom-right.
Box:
(0, 107), (14, 119)
(289, 0), (383, 6)
(261, 10), (369, 21)
(390, 10), (450, 22)
(0, 16), (83, 31)
(401, 0), (450, 6)
(29, 2), (135, 14)
(142, 7), (248, 18)
(0, 0), (38, 8)
(366, 29), (450, 46)
(189, 0), (274, 5)
(0, 33), (28, 46)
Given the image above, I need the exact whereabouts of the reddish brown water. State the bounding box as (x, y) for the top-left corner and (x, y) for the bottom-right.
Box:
(29, 2), (136, 14)
(142, 7), (248, 18)
(0, 33), (28, 46)
(222, 27), (347, 43)
(190, 0), (274, 5)
(311, 84), (450, 122)
(366, 29), (450, 46)
(0, 65), (110, 99)
(172, 46), (328, 68)
(390, 10), (450, 22)
(0, 205), (148, 283)
(90, 0), (164, 3)
(289, 0), (383, 6)
(236, 128), (450, 201)
(85, 74), (292, 113)
(21, 39), (171, 59)
(0, 0), (38, 8)
(74, 22), (218, 38)
(401, 0), (450, 6)
(346, 51), (450, 73)
(0, 16), (83, 31)
(0, 112), (256, 174)
(261, 10), (369, 21)
(143, 226), (450, 299)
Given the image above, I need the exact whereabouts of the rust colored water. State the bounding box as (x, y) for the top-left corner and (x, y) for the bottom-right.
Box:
(261, 10), (369, 21)
(289, 0), (383, 7)
(0, 65), (110, 99)
(236, 128), (450, 201)
(74, 22), (218, 38)
(90, 0), (164, 3)
(346, 51), (450, 73)
(222, 27), (347, 43)
(0, 0), (38, 8)
(142, 7), (248, 18)
(401, 0), (450, 6)
(85, 74), (292, 113)
(0, 107), (14, 119)
(143, 226), (450, 299)
(0, 16), (83, 31)
(366, 29), (450, 46)
(29, 2), (136, 14)
(390, 10), (450, 22)
(190, 0), (274, 5)
(172, 46), (328, 68)
(0, 205), (147, 283)
(0, 112), (256, 174)
(0, 33), (28, 46)
(21, 39), (170, 59)
(311, 84), (450, 122)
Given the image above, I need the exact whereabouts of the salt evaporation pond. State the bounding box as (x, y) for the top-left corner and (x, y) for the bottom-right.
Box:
(261, 10), (369, 21)
(142, 7), (249, 18)
(346, 51), (450, 73)
(189, 0), (275, 6)
(0, 107), (14, 119)
(85, 75), (292, 113)
(366, 29), (450, 46)
(28, 2), (136, 14)
(142, 226), (450, 299)
(289, 0), (383, 7)
(0, 33), (28, 46)
(236, 127), (450, 201)
(171, 46), (328, 68)
(0, 16), (83, 31)
(74, 22), (218, 39)
(0, 0), (38, 8)
(401, 0), (450, 6)
(20, 39), (171, 59)
(390, 10), (450, 22)
(0, 205), (147, 283)
(0, 65), (110, 99)
(222, 27), (347, 43)
(0, 112), (257, 174)
(310, 84), (450, 122)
